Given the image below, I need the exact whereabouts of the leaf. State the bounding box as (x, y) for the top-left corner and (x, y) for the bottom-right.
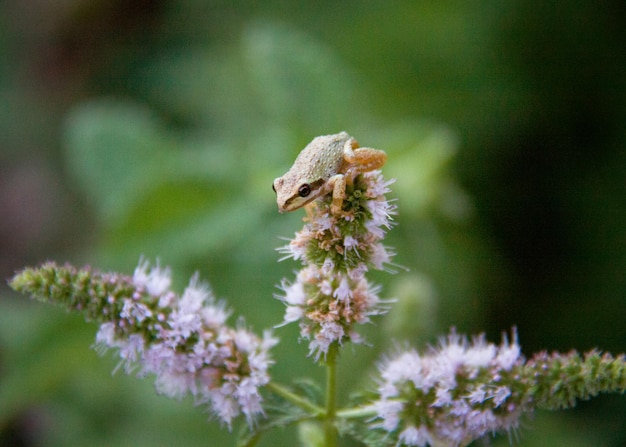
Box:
(241, 21), (364, 132)
(63, 100), (176, 223)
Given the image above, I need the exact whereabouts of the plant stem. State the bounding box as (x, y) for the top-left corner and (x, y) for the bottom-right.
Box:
(266, 382), (325, 416)
(324, 343), (339, 447)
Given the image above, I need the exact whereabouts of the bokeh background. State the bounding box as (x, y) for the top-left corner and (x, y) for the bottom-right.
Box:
(1, 1), (624, 446)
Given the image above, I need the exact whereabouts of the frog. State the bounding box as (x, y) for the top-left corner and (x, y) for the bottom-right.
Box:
(272, 131), (387, 214)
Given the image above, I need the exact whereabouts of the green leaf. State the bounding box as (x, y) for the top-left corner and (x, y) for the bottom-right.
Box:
(241, 21), (363, 132)
(298, 421), (324, 447)
(63, 100), (176, 223)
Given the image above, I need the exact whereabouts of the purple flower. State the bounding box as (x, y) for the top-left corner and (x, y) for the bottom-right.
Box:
(370, 330), (525, 446)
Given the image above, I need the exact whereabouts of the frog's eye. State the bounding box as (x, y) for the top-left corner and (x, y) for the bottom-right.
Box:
(298, 184), (311, 197)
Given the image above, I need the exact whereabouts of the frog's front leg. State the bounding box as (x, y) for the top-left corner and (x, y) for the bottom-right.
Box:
(328, 173), (347, 215)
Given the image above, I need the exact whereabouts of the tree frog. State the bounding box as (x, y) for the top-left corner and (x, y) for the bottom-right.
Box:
(272, 132), (387, 214)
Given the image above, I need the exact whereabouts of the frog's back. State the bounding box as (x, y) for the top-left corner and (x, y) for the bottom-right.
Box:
(295, 131), (350, 179)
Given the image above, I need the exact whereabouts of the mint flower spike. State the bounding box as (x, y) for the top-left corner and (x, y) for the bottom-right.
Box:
(370, 330), (524, 447)
(276, 170), (396, 360)
(9, 261), (278, 428)
(369, 329), (626, 447)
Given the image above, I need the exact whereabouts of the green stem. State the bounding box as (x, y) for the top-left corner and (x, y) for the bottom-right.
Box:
(324, 343), (339, 447)
(336, 406), (378, 419)
(266, 382), (325, 416)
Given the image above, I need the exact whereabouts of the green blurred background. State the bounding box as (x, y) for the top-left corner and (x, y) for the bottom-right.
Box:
(0, 1), (624, 446)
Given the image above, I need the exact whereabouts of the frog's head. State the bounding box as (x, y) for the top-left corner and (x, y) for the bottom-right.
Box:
(272, 132), (350, 213)
(272, 175), (326, 213)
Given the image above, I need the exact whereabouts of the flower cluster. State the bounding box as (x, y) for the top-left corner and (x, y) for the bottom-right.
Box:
(10, 261), (277, 427)
(369, 330), (626, 447)
(370, 330), (525, 446)
(277, 171), (395, 359)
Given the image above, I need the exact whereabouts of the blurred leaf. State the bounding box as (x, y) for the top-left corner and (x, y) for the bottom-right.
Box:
(375, 121), (470, 219)
(133, 47), (261, 135)
(241, 20), (364, 133)
(0, 301), (99, 422)
(297, 421), (324, 447)
(382, 273), (438, 343)
(64, 100), (177, 224)
(102, 196), (265, 267)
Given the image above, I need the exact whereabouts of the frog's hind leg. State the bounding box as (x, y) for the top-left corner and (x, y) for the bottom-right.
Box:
(342, 138), (387, 184)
